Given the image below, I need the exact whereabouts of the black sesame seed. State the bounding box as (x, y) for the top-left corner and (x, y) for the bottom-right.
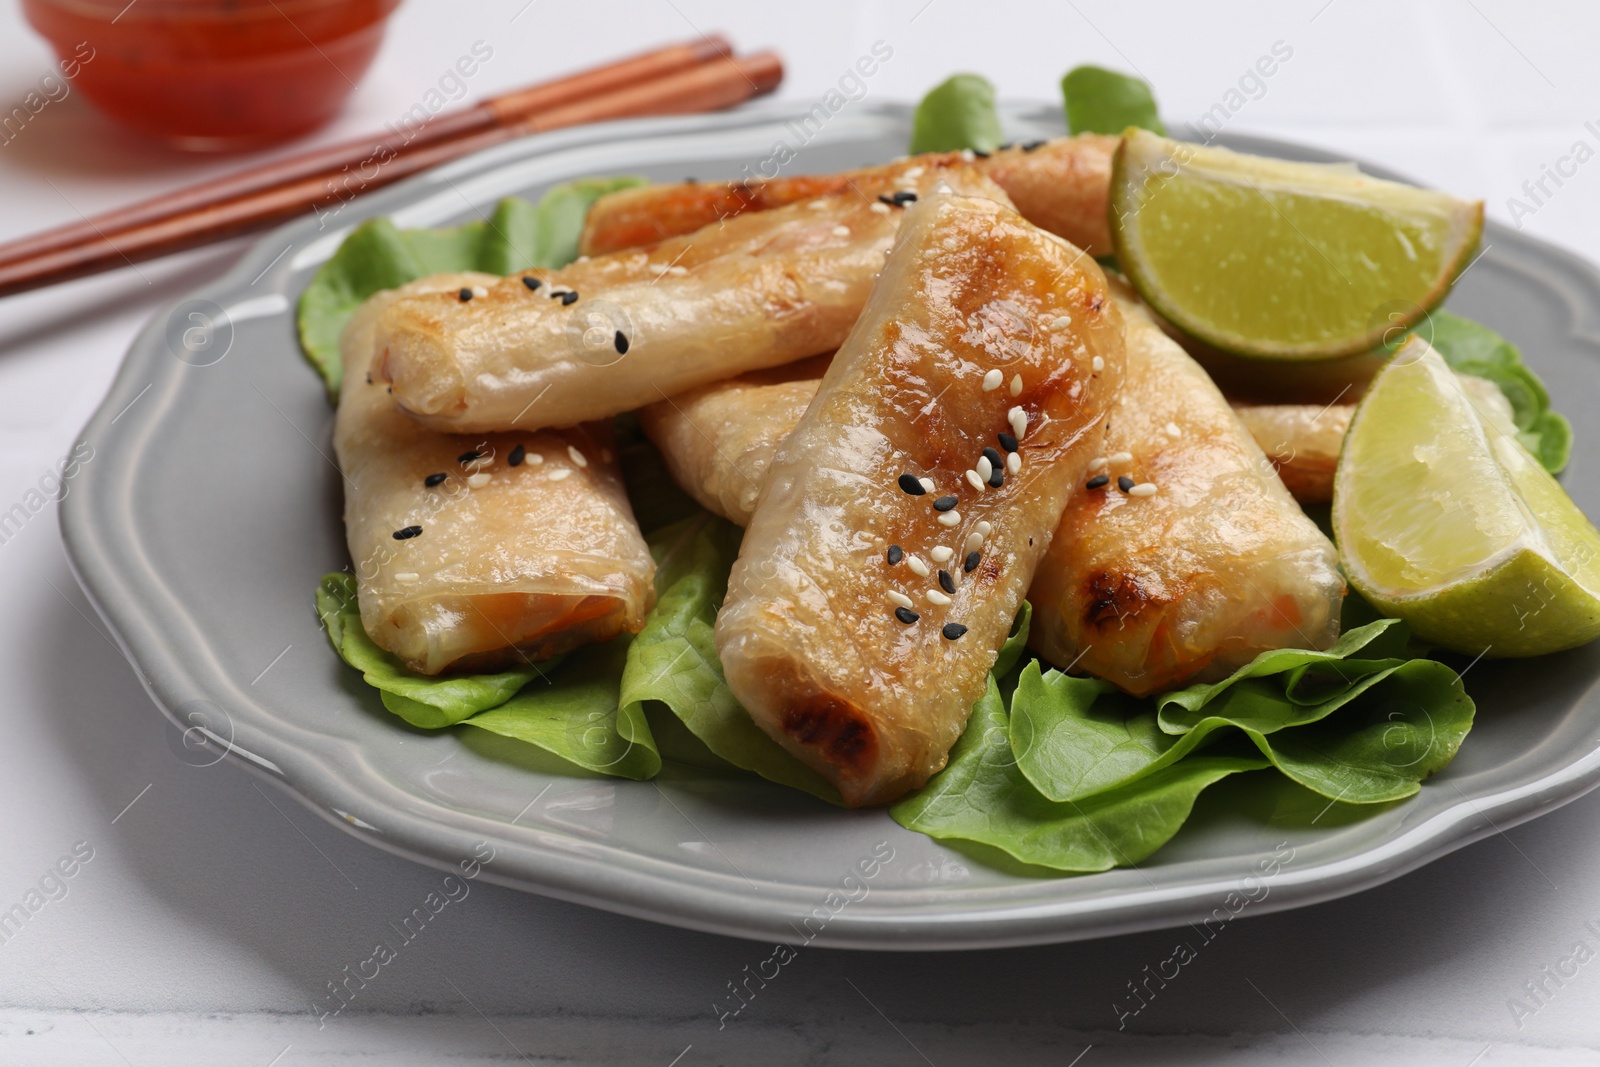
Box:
(998, 142), (1015, 151)
(998, 432), (1019, 453)
(393, 525), (422, 540)
(887, 544), (904, 565)
(560, 290), (580, 306)
(972, 149), (991, 159)
(1086, 474), (1110, 490)
(938, 570), (956, 594)
(424, 472), (447, 488)
(932, 495), (958, 512)
(458, 287), (473, 302)
(895, 607), (920, 625)
(898, 473), (926, 496)
(893, 190), (918, 204)
(942, 622), (969, 640)
(988, 466), (1005, 489)
(877, 194), (901, 207)
(614, 331), (629, 354)
(458, 450), (483, 464)
(1118, 475), (1135, 492)
(982, 446), (1003, 469)
(1021, 139), (1046, 152)
(963, 550), (981, 573)
(521, 276), (542, 291)
(508, 444), (526, 467)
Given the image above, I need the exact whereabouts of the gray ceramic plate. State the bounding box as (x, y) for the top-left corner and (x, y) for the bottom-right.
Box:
(61, 101), (1600, 950)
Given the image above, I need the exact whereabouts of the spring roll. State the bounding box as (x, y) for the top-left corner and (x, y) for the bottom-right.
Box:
(1027, 287), (1345, 697)
(336, 273), (655, 675)
(374, 168), (1010, 434)
(716, 190), (1125, 807)
(637, 355), (828, 524)
(579, 135), (1118, 258)
(1231, 375), (1513, 504)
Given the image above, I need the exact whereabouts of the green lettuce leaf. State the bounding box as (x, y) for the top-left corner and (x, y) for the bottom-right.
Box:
(463, 637), (660, 780)
(315, 572), (658, 777)
(619, 513), (843, 802)
(910, 74), (1005, 154)
(1426, 310), (1572, 473)
(296, 176), (646, 396)
(1010, 618), (1474, 806)
(1061, 65), (1165, 136)
(315, 572), (545, 728)
(892, 676), (1268, 872)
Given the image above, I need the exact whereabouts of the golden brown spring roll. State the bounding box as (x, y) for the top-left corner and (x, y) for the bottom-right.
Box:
(1231, 375), (1513, 504)
(578, 135), (1118, 258)
(637, 355), (828, 524)
(336, 273), (655, 675)
(1027, 288), (1345, 696)
(374, 167), (1010, 434)
(715, 190), (1125, 807)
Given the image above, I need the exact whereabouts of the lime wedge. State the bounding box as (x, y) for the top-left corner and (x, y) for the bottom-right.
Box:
(1111, 130), (1483, 361)
(1333, 337), (1600, 656)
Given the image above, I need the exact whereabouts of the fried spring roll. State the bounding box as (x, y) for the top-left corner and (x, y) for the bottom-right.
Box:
(336, 273), (655, 675)
(715, 191), (1125, 807)
(374, 168), (1010, 434)
(1027, 288), (1345, 696)
(1231, 375), (1513, 504)
(637, 355), (828, 524)
(579, 135), (1118, 258)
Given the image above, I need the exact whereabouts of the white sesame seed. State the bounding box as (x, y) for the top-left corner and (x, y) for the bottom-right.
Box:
(1008, 407), (1028, 439)
(1088, 456), (1108, 473)
(903, 166), (925, 179)
(976, 520), (993, 536)
(908, 557), (931, 578)
(938, 510), (961, 527)
(926, 589), (952, 606)
(871, 202), (891, 215)
(1165, 422), (1182, 438)
(576, 255), (589, 263)
(395, 572), (419, 583)
(1109, 451), (1133, 465)
(964, 531), (984, 553)
(965, 469), (986, 491)
(1047, 315), (1073, 332)
(1092, 356), (1105, 372)
(960, 149), (975, 162)
(467, 473), (491, 488)
(976, 456), (993, 481)
(526, 452), (545, 465)
(832, 225), (851, 237)
(930, 546), (954, 563)
(887, 591), (914, 609)
(1129, 482), (1158, 497)
(583, 326), (610, 348)
(667, 266), (688, 276)
(471, 286), (489, 298)
(568, 446), (588, 468)
(919, 477), (935, 493)
(548, 468), (573, 482)
(1007, 452), (1021, 475)
(982, 369), (1003, 391)
(1009, 374), (1023, 397)
(809, 199), (830, 210)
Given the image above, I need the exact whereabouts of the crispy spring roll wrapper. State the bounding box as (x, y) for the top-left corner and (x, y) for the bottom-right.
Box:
(336, 273), (655, 675)
(374, 167), (1011, 434)
(1028, 289), (1345, 697)
(637, 355), (829, 524)
(715, 191), (1126, 807)
(1231, 375), (1513, 504)
(579, 135), (1118, 258)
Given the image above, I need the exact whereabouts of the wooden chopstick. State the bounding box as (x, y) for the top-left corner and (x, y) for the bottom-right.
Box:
(0, 41), (781, 298)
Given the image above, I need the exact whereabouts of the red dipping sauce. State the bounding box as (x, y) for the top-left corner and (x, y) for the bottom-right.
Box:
(24, 0), (402, 149)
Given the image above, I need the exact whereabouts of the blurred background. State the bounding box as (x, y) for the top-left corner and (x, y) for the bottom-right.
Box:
(3, 2), (1600, 1064)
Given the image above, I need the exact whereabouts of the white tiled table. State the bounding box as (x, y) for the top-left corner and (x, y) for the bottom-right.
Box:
(2, 1), (1599, 1062)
